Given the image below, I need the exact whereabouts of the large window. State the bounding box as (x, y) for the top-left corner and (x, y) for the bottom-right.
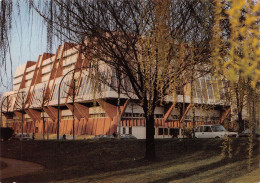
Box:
(129, 127), (132, 135)
(200, 78), (208, 102)
(52, 85), (57, 100)
(31, 84), (46, 105)
(206, 80), (214, 100)
(158, 128), (164, 135)
(195, 80), (202, 99)
(77, 77), (86, 96)
(158, 128), (168, 135)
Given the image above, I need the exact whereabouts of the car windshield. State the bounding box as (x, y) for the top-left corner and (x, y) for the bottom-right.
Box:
(212, 125), (226, 132)
(242, 129), (250, 133)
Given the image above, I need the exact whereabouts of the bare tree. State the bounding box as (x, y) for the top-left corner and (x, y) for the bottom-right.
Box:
(1, 94), (13, 127)
(0, 1), (14, 85)
(65, 72), (81, 140)
(14, 91), (27, 135)
(31, 84), (49, 139)
(31, 0), (214, 159)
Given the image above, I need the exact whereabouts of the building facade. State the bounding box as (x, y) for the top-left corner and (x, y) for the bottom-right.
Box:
(1, 43), (232, 139)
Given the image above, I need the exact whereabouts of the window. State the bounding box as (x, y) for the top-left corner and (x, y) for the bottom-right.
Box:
(204, 126), (212, 132)
(206, 80), (214, 100)
(110, 70), (117, 90)
(196, 80), (202, 99)
(158, 128), (163, 135)
(199, 126), (204, 132)
(212, 81), (219, 100)
(158, 128), (168, 135)
(176, 86), (184, 95)
(200, 78), (208, 101)
(170, 128), (179, 137)
(51, 84), (58, 100)
(211, 126), (216, 132)
(129, 127), (132, 134)
(154, 114), (163, 118)
(85, 78), (92, 95)
(218, 80), (227, 100)
(164, 128), (169, 135)
(172, 115), (179, 120)
(123, 127), (126, 134)
(214, 125), (226, 132)
(77, 77), (85, 96)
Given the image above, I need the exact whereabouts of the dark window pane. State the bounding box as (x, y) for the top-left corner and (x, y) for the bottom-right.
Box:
(158, 128), (163, 135)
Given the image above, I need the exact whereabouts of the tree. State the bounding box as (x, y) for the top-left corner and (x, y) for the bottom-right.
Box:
(14, 91), (27, 135)
(211, 0), (259, 130)
(1, 93), (13, 127)
(0, 0), (13, 85)
(65, 72), (81, 140)
(211, 0), (259, 169)
(31, 84), (49, 139)
(31, 0), (214, 159)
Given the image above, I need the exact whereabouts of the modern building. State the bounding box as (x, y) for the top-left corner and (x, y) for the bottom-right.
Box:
(1, 43), (232, 139)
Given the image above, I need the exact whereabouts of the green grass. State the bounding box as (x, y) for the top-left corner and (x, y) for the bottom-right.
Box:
(0, 138), (259, 183)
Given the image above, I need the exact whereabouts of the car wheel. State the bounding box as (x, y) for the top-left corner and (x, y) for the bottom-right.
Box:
(215, 136), (220, 138)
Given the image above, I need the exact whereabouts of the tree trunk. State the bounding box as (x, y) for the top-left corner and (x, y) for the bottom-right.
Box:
(73, 100), (75, 140)
(42, 112), (45, 140)
(238, 111), (243, 132)
(236, 88), (244, 133)
(145, 113), (156, 160)
(21, 110), (24, 135)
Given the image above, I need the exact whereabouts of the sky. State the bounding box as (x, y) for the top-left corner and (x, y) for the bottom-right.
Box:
(0, 2), (59, 93)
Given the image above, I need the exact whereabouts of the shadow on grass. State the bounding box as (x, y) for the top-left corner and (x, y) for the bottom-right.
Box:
(1, 138), (259, 183)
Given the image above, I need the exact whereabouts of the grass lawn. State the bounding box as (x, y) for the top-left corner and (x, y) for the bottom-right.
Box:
(0, 138), (259, 183)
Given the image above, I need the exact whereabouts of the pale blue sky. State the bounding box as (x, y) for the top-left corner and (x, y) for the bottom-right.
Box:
(0, 2), (59, 93)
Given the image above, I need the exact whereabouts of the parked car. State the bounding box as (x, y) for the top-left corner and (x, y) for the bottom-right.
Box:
(120, 134), (137, 139)
(0, 127), (14, 141)
(94, 135), (114, 139)
(12, 133), (33, 141)
(239, 129), (260, 137)
(195, 125), (238, 138)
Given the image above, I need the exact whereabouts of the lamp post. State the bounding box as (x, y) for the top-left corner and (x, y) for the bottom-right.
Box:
(1, 91), (25, 128)
(57, 66), (91, 140)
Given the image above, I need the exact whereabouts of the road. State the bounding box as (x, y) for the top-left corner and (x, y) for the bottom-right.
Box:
(0, 157), (44, 180)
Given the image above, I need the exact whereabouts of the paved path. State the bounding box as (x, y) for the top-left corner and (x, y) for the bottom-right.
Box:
(0, 157), (44, 180)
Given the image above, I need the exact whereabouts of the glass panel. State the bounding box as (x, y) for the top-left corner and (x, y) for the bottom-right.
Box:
(212, 82), (219, 101)
(129, 127), (132, 134)
(200, 78), (208, 101)
(164, 128), (169, 135)
(196, 80), (202, 99)
(215, 125), (226, 132)
(204, 126), (212, 132)
(206, 80), (214, 100)
(158, 128), (163, 135)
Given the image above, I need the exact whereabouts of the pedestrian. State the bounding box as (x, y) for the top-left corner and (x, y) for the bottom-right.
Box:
(32, 133), (35, 140)
(63, 134), (66, 140)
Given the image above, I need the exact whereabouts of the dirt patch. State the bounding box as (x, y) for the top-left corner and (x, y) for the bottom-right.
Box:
(0, 160), (7, 170)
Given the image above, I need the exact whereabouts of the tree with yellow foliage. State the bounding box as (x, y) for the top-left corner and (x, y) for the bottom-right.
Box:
(211, 0), (259, 132)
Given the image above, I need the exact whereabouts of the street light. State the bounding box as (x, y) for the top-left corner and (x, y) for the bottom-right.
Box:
(57, 66), (92, 140)
(1, 91), (25, 128)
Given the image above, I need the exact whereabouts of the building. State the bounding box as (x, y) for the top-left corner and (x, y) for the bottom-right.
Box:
(1, 43), (232, 139)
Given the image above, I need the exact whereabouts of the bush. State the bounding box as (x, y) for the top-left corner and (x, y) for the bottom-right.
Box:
(0, 127), (14, 141)
(184, 126), (194, 138)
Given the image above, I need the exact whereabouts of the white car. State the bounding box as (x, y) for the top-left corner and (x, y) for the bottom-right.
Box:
(120, 134), (137, 139)
(195, 125), (238, 138)
(12, 133), (33, 141)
